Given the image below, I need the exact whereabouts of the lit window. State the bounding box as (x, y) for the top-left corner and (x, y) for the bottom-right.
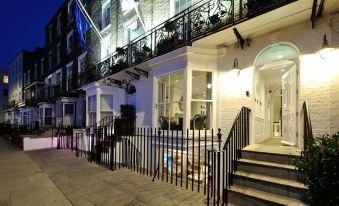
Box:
(3, 75), (8, 84)
(156, 71), (184, 130)
(124, 16), (144, 43)
(173, 0), (192, 15)
(102, 1), (111, 29)
(191, 71), (213, 130)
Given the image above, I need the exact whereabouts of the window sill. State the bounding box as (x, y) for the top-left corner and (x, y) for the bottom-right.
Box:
(101, 24), (111, 33)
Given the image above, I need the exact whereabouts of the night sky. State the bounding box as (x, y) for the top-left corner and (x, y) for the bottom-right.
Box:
(0, 0), (64, 70)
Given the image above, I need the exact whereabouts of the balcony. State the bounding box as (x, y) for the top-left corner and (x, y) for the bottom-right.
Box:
(25, 98), (38, 107)
(35, 78), (79, 104)
(78, 0), (296, 88)
(24, 76), (44, 89)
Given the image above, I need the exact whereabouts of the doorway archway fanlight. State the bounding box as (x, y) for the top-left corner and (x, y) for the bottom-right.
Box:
(255, 43), (299, 70)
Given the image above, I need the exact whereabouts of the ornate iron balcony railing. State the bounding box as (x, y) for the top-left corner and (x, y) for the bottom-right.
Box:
(79, 0), (295, 88)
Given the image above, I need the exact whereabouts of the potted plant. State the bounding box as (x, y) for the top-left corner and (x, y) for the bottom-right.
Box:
(112, 47), (128, 72)
(295, 133), (339, 206)
(114, 104), (136, 136)
(131, 44), (152, 65)
(164, 20), (176, 33)
(208, 13), (220, 25)
(142, 45), (152, 53)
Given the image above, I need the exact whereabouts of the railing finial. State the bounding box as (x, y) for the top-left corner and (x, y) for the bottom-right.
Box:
(217, 128), (222, 151)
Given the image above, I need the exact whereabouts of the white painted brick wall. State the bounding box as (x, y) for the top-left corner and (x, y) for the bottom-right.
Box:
(217, 19), (339, 147)
(331, 12), (339, 48)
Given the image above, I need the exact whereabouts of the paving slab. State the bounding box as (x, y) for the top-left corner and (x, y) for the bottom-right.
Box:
(0, 137), (72, 206)
(1, 135), (207, 205)
(27, 146), (207, 206)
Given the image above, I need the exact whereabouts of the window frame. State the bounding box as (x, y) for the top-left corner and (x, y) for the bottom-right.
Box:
(3, 75), (8, 84)
(41, 58), (44, 76)
(49, 24), (53, 43)
(102, 0), (111, 30)
(77, 53), (86, 74)
(67, 30), (74, 54)
(48, 51), (53, 70)
(57, 13), (62, 35)
(155, 71), (185, 130)
(64, 103), (74, 115)
(56, 43), (61, 64)
(67, 0), (74, 23)
(190, 70), (214, 130)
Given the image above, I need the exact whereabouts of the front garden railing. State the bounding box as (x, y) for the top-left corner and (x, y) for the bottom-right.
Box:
(78, 0), (296, 88)
(57, 107), (251, 205)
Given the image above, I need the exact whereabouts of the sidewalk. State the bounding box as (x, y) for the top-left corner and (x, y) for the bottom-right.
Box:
(0, 136), (206, 206)
(0, 136), (71, 206)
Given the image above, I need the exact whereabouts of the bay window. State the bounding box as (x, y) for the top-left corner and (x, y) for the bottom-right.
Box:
(102, 1), (111, 30)
(156, 71), (184, 130)
(88, 95), (97, 126)
(100, 95), (114, 123)
(190, 71), (212, 130)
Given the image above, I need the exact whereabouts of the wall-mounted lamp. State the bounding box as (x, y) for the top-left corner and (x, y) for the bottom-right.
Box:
(319, 34), (333, 59)
(232, 58), (241, 75)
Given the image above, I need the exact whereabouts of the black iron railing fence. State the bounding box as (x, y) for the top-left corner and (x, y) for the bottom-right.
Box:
(302, 101), (313, 150)
(78, 0), (295, 88)
(56, 107), (251, 205)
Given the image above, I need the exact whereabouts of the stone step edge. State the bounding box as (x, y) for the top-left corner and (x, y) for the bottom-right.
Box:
(237, 158), (296, 170)
(228, 185), (306, 206)
(241, 149), (301, 158)
(233, 171), (307, 190)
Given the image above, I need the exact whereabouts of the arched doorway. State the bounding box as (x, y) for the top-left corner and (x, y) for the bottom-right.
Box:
(253, 43), (300, 147)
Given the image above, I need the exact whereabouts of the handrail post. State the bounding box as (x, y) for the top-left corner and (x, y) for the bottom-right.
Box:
(217, 128), (222, 151)
(110, 134), (114, 171)
(76, 133), (79, 157)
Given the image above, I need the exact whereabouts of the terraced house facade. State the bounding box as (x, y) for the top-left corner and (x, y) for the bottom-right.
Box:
(81, 0), (339, 147)
(3, 0), (339, 204)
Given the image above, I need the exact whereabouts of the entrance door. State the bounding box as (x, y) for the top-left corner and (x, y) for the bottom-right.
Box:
(281, 65), (297, 146)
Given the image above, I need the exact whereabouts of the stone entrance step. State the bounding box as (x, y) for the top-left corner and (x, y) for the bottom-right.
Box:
(228, 185), (306, 206)
(227, 146), (307, 206)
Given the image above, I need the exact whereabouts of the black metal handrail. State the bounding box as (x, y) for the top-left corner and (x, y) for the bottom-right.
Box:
(302, 101), (313, 150)
(207, 106), (251, 205)
(79, 0), (296, 88)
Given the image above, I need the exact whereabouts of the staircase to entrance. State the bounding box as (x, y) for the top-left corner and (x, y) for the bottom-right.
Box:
(227, 143), (306, 206)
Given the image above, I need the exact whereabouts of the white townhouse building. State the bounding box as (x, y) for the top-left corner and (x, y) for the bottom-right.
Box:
(80, 0), (339, 148)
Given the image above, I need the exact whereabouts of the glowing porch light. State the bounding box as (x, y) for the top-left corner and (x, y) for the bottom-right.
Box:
(319, 35), (334, 59)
